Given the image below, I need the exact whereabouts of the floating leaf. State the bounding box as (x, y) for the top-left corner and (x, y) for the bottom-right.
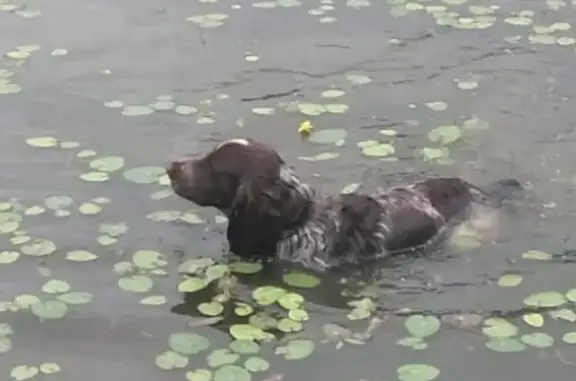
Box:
(78, 202), (102, 215)
(498, 274), (523, 287)
(122, 105), (154, 116)
(522, 250), (552, 260)
(186, 13), (229, 28)
(104, 100), (124, 108)
(44, 196), (73, 210)
(30, 300), (68, 320)
(396, 364), (440, 381)
(283, 271), (320, 288)
(118, 275), (153, 293)
(278, 293), (304, 310)
(252, 286), (286, 305)
(277, 318), (303, 332)
(229, 340), (260, 354)
(150, 100), (176, 111)
(187, 369), (213, 381)
(521, 332), (554, 348)
(482, 318), (518, 338)
(549, 308), (576, 322)
(10, 365), (39, 381)
(346, 72), (372, 85)
(57, 292), (93, 305)
(362, 143), (395, 157)
(321, 89), (345, 98)
(169, 332), (210, 355)
(0, 336), (12, 353)
(405, 315), (441, 338)
(0, 251), (20, 264)
(274, 339), (315, 360)
(140, 295), (167, 305)
(234, 303), (254, 317)
(39, 363), (60, 374)
(123, 166), (165, 184)
(21, 239), (56, 256)
(208, 349), (240, 367)
(175, 105), (199, 115)
(26, 136), (58, 148)
(155, 351), (189, 370)
(325, 104), (350, 114)
(396, 337), (428, 350)
(427, 125), (461, 145)
(485, 338), (526, 352)
(42, 279), (70, 294)
(307, 128), (348, 145)
(132, 250), (166, 269)
(229, 324), (270, 341)
(199, 302), (224, 316)
(244, 357), (270, 372)
(288, 309), (309, 322)
(562, 332), (576, 344)
(522, 313), (544, 327)
(80, 172), (110, 182)
(213, 365), (251, 381)
(66, 249), (98, 264)
(252, 107), (275, 116)
(297, 103), (326, 116)
(89, 156), (125, 172)
(524, 291), (566, 308)
(425, 101), (448, 111)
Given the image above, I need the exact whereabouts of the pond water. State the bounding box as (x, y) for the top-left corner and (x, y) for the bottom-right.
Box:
(2, 0), (576, 380)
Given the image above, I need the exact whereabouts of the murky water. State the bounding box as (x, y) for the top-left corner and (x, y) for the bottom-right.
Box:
(2, 0), (576, 379)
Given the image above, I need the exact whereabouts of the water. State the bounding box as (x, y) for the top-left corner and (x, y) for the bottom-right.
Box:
(2, 0), (576, 379)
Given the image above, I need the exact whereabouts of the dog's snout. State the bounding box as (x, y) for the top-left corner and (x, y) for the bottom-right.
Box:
(165, 160), (182, 179)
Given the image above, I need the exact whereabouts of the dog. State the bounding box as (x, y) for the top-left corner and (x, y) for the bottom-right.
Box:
(166, 138), (522, 271)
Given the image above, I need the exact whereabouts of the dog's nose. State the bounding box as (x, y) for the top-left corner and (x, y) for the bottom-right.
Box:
(165, 160), (181, 179)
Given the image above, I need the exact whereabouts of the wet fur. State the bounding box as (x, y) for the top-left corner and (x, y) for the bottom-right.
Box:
(166, 138), (522, 271)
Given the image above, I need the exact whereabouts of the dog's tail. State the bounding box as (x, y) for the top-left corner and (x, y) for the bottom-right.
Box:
(481, 178), (524, 205)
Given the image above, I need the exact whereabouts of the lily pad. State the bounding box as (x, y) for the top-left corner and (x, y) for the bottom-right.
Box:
(405, 315), (441, 338)
(133, 250), (166, 269)
(321, 89), (345, 98)
(213, 365), (251, 381)
(229, 340), (260, 354)
(325, 104), (350, 114)
(229, 262), (263, 274)
(89, 156), (125, 172)
(169, 332), (210, 355)
(208, 349), (240, 367)
(562, 332), (576, 344)
(522, 313), (544, 327)
(57, 292), (93, 305)
(198, 302), (224, 316)
(187, 369), (212, 381)
(283, 271), (320, 288)
(140, 295), (167, 305)
(277, 293), (304, 310)
(346, 72), (372, 85)
(175, 105), (199, 115)
(308, 128), (348, 145)
(30, 300), (68, 320)
(550, 308), (576, 322)
(39, 363), (60, 374)
(520, 332), (554, 348)
(522, 250), (552, 260)
(155, 350), (189, 370)
(427, 125), (461, 145)
(11, 365), (39, 381)
(25, 136), (58, 148)
(485, 338), (526, 352)
(244, 357), (269, 372)
(277, 318), (303, 332)
(396, 337), (428, 350)
(80, 172), (110, 182)
(21, 239), (56, 256)
(252, 286), (286, 305)
(397, 364), (440, 381)
(234, 303), (254, 317)
(498, 274), (523, 287)
(524, 291), (566, 308)
(44, 196), (73, 210)
(42, 280), (70, 294)
(274, 339), (315, 360)
(122, 105), (154, 116)
(297, 103), (326, 116)
(229, 324), (270, 341)
(362, 143), (395, 157)
(178, 277), (207, 292)
(117, 275), (154, 293)
(123, 166), (165, 184)
(482, 318), (518, 338)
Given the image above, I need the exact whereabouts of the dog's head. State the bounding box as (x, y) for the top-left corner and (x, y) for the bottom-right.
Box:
(166, 138), (313, 258)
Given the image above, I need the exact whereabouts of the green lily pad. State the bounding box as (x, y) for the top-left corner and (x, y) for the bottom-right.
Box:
(198, 302), (224, 316)
(288, 308), (309, 322)
(155, 350), (189, 370)
(486, 337), (526, 352)
(57, 292), (93, 305)
(229, 262), (263, 274)
(10, 365), (39, 381)
(277, 318), (303, 332)
(175, 105), (199, 115)
(44, 196), (73, 210)
(497, 274), (523, 287)
(396, 337), (428, 350)
(321, 89), (345, 98)
(186, 13), (229, 28)
(42, 280), (70, 294)
(405, 314), (441, 338)
(522, 250), (552, 260)
(482, 318), (518, 338)
(297, 103), (326, 116)
(345, 72), (372, 85)
(25, 136), (58, 148)
(213, 365), (251, 381)
(427, 125), (461, 145)
(566, 289), (576, 302)
(0, 336), (12, 353)
(117, 275), (153, 293)
(277, 293), (304, 310)
(244, 357), (269, 372)
(208, 349), (240, 367)
(89, 156), (125, 172)
(0, 81), (21, 95)
(150, 100), (176, 111)
(104, 100), (124, 108)
(362, 143), (395, 157)
(522, 313), (544, 327)
(80, 172), (110, 182)
(562, 332), (576, 344)
(30, 300), (68, 320)
(187, 369), (213, 381)
(99, 223), (128, 237)
(520, 332), (554, 348)
(425, 101), (447, 111)
(252, 286), (286, 305)
(251, 107), (275, 116)
(132, 250), (166, 269)
(283, 271), (321, 288)
(205, 264), (230, 282)
(123, 166), (165, 184)
(325, 104), (350, 114)
(307, 128), (348, 145)
(139, 295), (167, 305)
(0, 251), (20, 264)
(39, 363), (60, 374)
(78, 202), (102, 215)
(549, 308), (576, 322)
(524, 291), (566, 308)
(420, 147), (449, 162)
(229, 340), (260, 354)
(397, 364), (440, 381)
(274, 339), (315, 360)
(229, 324), (270, 341)
(21, 239), (56, 256)
(122, 105), (155, 116)
(169, 332), (210, 355)
(234, 303), (254, 317)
